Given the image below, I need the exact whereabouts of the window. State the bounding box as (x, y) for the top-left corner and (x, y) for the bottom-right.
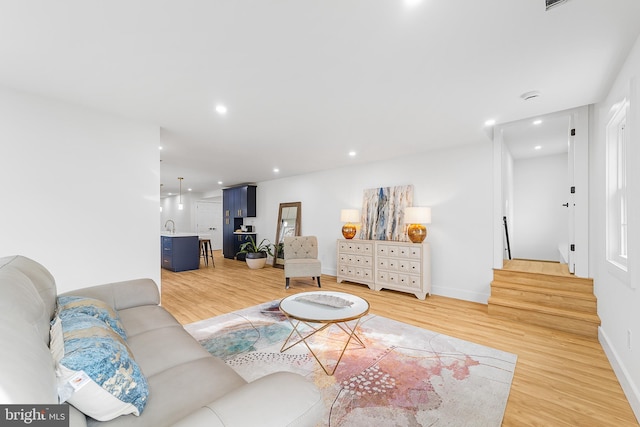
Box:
(606, 99), (629, 274)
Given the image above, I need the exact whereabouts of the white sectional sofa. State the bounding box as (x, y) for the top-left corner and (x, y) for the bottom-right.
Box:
(0, 255), (323, 426)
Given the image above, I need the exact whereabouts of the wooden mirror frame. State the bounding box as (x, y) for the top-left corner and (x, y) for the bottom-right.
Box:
(273, 202), (302, 268)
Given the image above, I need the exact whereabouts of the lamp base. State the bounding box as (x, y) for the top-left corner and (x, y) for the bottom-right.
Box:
(407, 224), (427, 243)
(342, 224), (357, 239)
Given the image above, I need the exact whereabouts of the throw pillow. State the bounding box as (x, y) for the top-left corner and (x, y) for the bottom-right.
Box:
(57, 296), (127, 340)
(51, 313), (148, 421)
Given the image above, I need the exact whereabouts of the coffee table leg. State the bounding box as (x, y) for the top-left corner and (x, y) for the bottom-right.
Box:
(328, 317), (365, 375)
(280, 317), (366, 376)
(280, 319), (332, 353)
(335, 321), (366, 348)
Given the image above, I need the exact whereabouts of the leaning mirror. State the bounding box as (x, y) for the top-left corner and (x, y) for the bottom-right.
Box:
(273, 202), (302, 268)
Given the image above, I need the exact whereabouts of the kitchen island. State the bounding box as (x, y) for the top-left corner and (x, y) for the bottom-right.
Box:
(161, 233), (200, 272)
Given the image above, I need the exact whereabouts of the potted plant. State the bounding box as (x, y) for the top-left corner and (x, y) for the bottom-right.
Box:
(237, 236), (275, 269)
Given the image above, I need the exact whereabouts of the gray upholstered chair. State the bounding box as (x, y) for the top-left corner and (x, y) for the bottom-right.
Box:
(284, 236), (322, 289)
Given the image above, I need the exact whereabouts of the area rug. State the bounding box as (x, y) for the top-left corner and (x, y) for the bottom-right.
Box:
(185, 301), (517, 427)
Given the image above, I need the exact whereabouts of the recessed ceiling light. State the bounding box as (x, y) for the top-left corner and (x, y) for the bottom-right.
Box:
(534, 145), (542, 150)
(168, 192), (173, 196)
(349, 151), (356, 157)
(273, 168), (280, 173)
(159, 146), (163, 150)
(188, 188), (192, 192)
(485, 119), (496, 127)
(217, 181), (223, 185)
(533, 119), (542, 125)
(215, 104), (228, 115)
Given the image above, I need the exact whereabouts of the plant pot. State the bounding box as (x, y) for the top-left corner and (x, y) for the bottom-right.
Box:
(245, 252), (267, 269)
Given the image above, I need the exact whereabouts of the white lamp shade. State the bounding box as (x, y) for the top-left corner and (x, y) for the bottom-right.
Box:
(404, 207), (431, 224)
(340, 209), (360, 223)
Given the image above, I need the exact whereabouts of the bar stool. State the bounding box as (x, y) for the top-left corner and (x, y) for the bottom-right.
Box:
(199, 238), (215, 267)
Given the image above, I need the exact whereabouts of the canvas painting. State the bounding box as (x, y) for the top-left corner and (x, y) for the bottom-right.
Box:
(360, 185), (413, 241)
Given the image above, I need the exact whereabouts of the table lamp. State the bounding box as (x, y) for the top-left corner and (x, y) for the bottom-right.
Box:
(340, 209), (360, 239)
(404, 207), (431, 243)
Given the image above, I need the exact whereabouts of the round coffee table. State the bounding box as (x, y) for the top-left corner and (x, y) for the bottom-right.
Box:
(279, 291), (370, 375)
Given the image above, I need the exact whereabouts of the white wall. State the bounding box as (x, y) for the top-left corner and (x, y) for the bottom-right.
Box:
(512, 153), (568, 261)
(0, 86), (161, 293)
(160, 192), (203, 233)
(591, 35), (640, 420)
(254, 142), (495, 303)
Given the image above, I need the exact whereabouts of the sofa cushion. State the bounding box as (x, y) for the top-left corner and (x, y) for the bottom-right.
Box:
(52, 313), (149, 421)
(87, 357), (247, 427)
(125, 325), (213, 378)
(117, 305), (182, 338)
(57, 295), (127, 341)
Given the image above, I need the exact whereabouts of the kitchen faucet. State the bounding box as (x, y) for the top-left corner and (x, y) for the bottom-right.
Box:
(164, 219), (175, 234)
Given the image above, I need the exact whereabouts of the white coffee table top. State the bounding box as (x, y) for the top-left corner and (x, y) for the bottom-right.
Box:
(279, 291), (369, 322)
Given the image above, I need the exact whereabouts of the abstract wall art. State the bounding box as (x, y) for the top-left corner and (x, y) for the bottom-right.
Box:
(360, 185), (413, 241)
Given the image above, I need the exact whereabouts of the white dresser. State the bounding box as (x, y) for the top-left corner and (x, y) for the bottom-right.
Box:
(336, 239), (431, 300)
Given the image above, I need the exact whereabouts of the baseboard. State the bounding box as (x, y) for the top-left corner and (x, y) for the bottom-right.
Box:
(325, 272), (489, 304)
(599, 327), (640, 423)
(430, 285), (489, 304)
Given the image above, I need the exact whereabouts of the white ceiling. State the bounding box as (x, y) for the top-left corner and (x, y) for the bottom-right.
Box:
(502, 113), (571, 160)
(1, 0), (639, 194)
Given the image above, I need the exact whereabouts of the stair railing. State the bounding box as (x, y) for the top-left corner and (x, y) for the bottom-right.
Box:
(503, 216), (512, 260)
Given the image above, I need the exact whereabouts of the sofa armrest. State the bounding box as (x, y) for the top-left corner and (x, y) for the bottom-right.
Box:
(171, 372), (322, 427)
(59, 278), (160, 310)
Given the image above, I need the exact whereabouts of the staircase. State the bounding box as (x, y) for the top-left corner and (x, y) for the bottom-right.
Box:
(488, 263), (600, 338)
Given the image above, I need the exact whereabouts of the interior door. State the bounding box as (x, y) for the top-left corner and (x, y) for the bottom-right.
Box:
(196, 201), (223, 250)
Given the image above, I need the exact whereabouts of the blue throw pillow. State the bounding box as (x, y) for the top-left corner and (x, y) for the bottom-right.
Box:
(51, 312), (148, 420)
(57, 296), (127, 340)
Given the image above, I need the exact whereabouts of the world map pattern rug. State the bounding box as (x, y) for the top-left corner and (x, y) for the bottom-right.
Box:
(185, 301), (517, 427)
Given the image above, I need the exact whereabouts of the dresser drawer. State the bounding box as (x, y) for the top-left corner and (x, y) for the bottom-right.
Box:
(398, 274), (420, 289)
(398, 260), (421, 274)
(338, 241), (353, 252)
(354, 242), (374, 255)
(355, 268), (373, 281)
(377, 271), (399, 284)
(355, 255), (372, 267)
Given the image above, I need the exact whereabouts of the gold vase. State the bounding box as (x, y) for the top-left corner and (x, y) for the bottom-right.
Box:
(342, 223), (357, 239)
(407, 224), (427, 243)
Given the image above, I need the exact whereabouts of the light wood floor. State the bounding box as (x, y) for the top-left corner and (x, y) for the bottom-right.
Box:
(160, 252), (638, 426)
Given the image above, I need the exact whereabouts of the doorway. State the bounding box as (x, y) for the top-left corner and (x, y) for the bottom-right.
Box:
(493, 106), (589, 277)
(504, 114), (570, 262)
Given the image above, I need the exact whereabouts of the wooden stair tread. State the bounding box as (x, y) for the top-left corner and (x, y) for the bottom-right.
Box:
(490, 280), (597, 301)
(493, 268), (594, 285)
(492, 271), (594, 294)
(488, 296), (601, 325)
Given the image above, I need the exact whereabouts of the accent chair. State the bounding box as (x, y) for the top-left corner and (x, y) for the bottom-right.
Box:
(284, 236), (322, 289)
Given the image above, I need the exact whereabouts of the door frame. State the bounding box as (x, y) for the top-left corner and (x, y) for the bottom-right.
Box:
(492, 106), (590, 277)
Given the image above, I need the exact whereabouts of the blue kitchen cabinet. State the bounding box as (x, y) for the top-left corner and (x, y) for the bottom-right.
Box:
(161, 235), (199, 272)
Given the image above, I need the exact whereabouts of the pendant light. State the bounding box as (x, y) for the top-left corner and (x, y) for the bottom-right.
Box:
(178, 177), (184, 210)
